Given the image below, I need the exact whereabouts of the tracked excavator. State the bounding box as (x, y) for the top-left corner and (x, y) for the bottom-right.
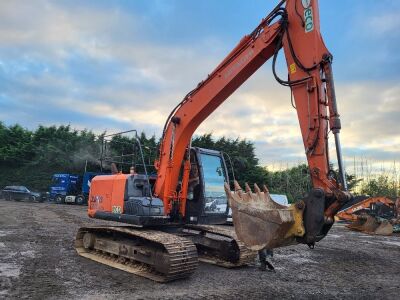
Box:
(75, 0), (352, 282)
(337, 197), (400, 236)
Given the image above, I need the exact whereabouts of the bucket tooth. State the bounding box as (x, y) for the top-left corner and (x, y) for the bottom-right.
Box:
(225, 180), (305, 250)
(245, 183), (252, 193)
(233, 181), (244, 198)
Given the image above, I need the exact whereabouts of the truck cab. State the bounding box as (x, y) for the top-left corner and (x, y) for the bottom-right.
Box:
(50, 174), (80, 203)
(50, 172), (103, 205)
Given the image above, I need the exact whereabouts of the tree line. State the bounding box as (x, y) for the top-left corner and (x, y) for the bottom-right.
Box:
(0, 122), (398, 201)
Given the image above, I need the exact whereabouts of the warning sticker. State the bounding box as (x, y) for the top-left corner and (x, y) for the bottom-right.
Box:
(289, 63), (297, 74)
(112, 205), (122, 214)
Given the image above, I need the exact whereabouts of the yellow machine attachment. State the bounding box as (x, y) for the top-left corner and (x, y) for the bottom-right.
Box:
(347, 213), (394, 236)
(224, 181), (305, 250)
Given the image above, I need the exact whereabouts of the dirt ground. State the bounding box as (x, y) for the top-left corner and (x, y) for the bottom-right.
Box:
(0, 200), (399, 300)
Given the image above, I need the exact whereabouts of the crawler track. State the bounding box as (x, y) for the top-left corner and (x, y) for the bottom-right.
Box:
(75, 226), (198, 282)
(183, 224), (257, 268)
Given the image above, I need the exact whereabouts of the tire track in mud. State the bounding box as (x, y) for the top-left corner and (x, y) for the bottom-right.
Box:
(27, 203), (141, 299)
(0, 201), (71, 299)
(0, 201), (104, 299)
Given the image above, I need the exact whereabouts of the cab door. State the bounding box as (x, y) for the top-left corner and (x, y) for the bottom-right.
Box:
(185, 148), (229, 225)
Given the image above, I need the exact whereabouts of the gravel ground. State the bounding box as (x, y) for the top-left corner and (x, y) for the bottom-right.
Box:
(0, 199), (399, 300)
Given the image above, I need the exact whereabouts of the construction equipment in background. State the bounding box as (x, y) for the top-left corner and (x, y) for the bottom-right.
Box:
(76, 0), (352, 282)
(347, 214), (394, 236)
(337, 196), (400, 236)
(337, 197), (396, 222)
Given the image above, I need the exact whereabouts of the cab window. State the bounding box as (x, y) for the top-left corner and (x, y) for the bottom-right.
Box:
(199, 153), (228, 214)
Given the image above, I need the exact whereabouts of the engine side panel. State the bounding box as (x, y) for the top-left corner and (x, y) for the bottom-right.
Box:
(88, 174), (167, 226)
(88, 174), (128, 217)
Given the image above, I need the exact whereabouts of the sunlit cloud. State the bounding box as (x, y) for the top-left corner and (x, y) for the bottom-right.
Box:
(0, 0), (399, 171)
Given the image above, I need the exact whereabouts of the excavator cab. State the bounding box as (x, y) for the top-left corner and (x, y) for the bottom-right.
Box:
(87, 145), (230, 227)
(185, 147), (229, 225)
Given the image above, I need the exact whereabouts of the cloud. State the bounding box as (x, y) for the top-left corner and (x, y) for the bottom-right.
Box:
(337, 82), (400, 146)
(367, 13), (400, 36)
(0, 0), (399, 173)
(0, 1), (136, 57)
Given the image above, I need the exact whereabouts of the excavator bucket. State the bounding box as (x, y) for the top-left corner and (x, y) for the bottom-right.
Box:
(347, 214), (393, 236)
(224, 181), (305, 250)
(346, 214), (375, 232)
(373, 219), (393, 236)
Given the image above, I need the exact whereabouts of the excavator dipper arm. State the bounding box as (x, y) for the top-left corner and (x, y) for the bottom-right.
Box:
(154, 0), (351, 249)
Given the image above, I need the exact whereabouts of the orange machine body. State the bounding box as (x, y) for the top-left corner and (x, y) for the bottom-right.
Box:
(337, 197), (395, 221)
(88, 174), (128, 218)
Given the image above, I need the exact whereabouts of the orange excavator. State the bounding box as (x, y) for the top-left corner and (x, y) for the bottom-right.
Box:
(75, 0), (352, 281)
(337, 197), (396, 222)
(336, 197), (399, 235)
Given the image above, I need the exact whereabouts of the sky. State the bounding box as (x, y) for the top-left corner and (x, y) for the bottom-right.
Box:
(0, 0), (399, 171)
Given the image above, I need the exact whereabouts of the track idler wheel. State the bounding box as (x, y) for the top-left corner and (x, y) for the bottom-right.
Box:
(83, 232), (96, 249)
(224, 181), (305, 250)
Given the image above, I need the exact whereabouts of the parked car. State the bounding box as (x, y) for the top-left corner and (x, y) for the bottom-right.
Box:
(1, 186), (43, 202)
